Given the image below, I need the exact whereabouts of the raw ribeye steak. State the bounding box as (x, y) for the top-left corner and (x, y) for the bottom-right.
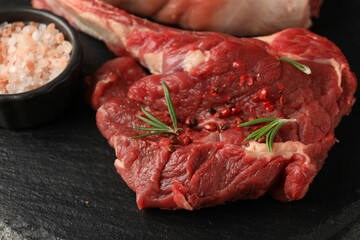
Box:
(32, 0), (357, 210)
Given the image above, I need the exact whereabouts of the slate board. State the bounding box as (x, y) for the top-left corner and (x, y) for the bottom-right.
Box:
(1, 1), (360, 239)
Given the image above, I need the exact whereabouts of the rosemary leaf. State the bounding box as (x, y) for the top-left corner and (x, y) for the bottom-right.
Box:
(136, 115), (168, 129)
(135, 127), (171, 132)
(279, 56), (311, 75)
(266, 121), (285, 152)
(162, 81), (178, 131)
(244, 122), (270, 141)
(140, 107), (169, 129)
(253, 120), (278, 141)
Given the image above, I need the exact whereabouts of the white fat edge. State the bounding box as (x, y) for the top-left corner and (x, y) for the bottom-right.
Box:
(255, 34), (278, 44)
(313, 58), (344, 87)
(97, 105), (108, 116)
(143, 52), (163, 74)
(98, 75), (113, 84)
(182, 50), (210, 72)
(111, 24), (164, 74)
(108, 19), (129, 46)
(115, 158), (125, 169)
(143, 49), (210, 74)
(244, 140), (310, 165)
(114, 135), (131, 170)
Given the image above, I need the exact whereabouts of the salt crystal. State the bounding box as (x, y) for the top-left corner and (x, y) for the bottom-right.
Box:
(32, 30), (40, 41)
(8, 46), (16, 54)
(23, 25), (32, 34)
(8, 37), (16, 46)
(56, 45), (64, 54)
(39, 23), (46, 31)
(62, 41), (73, 55)
(9, 66), (16, 73)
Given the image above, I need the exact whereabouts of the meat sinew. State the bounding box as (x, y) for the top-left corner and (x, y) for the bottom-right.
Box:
(102, 0), (324, 37)
(32, 0), (357, 210)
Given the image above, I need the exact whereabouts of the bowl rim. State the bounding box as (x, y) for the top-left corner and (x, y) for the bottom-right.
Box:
(0, 7), (82, 100)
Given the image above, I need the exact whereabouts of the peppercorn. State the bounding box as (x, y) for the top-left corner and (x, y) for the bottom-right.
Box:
(169, 135), (179, 145)
(186, 118), (198, 127)
(167, 145), (176, 152)
(208, 108), (216, 115)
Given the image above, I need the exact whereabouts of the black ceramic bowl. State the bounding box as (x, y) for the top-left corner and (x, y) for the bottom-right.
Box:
(0, 8), (82, 129)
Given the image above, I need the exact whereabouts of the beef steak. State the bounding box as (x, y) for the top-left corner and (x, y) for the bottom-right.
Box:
(32, 0), (357, 210)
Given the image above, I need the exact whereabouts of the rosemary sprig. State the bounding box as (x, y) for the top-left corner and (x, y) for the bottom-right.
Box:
(162, 81), (178, 131)
(279, 56), (311, 75)
(238, 117), (296, 152)
(132, 81), (181, 139)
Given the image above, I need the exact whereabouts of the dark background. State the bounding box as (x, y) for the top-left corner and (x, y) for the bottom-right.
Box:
(1, 1), (360, 239)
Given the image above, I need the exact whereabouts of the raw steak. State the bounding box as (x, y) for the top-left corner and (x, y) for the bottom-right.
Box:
(102, 0), (323, 36)
(32, 0), (357, 210)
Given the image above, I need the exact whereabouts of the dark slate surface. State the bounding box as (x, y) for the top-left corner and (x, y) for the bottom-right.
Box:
(0, 1), (360, 239)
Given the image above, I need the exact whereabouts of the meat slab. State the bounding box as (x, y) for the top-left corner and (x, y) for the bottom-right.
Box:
(32, 0), (357, 210)
(102, 0), (323, 37)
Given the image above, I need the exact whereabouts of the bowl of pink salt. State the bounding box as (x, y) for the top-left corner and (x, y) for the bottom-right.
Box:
(0, 8), (82, 128)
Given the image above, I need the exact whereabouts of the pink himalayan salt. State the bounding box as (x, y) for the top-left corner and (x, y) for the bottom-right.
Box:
(0, 21), (72, 94)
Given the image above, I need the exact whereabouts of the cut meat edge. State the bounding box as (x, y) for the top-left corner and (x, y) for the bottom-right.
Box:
(111, 129), (333, 209)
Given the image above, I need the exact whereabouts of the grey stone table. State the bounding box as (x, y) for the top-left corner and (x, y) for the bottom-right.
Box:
(1, 0), (360, 239)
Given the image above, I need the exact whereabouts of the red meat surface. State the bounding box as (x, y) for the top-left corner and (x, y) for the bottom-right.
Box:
(32, 0), (356, 210)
